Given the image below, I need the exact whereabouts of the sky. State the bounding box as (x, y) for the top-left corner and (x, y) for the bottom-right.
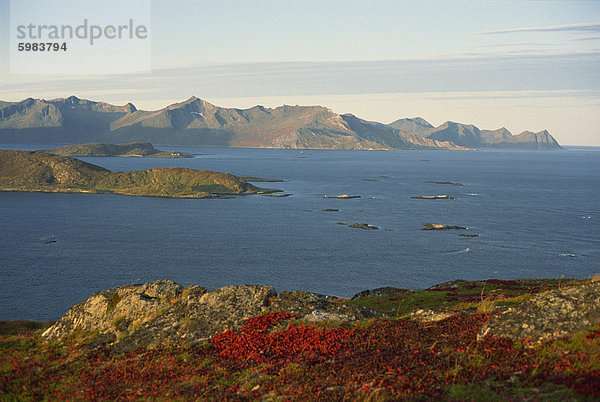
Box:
(1, 0), (599, 145)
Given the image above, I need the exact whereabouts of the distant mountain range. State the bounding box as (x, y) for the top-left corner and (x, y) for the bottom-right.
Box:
(0, 96), (561, 150)
(388, 118), (560, 149)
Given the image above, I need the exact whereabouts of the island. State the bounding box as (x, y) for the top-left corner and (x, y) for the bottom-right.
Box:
(425, 181), (466, 186)
(323, 194), (361, 199)
(260, 193), (291, 197)
(43, 142), (192, 158)
(348, 223), (379, 230)
(0, 150), (271, 198)
(422, 223), (467, 230)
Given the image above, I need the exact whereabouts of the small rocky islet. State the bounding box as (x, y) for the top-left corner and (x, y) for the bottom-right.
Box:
(323, 194), (361, 199)
(348, 223), (379, 230)
(422, 223), (467, 230)
(425, 180), (466, 186)
(411, 195), (455, 199)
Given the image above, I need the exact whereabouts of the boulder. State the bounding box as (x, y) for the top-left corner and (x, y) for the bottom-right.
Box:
(42, 280), (378, 352)
(42, 280), (185, 344)
(478, 281), (600, 343)
(111, 284), (275, 353)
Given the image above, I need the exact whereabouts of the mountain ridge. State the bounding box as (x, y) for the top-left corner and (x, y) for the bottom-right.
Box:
(388, 117), (561, 149)
(0, 96), (560, 149)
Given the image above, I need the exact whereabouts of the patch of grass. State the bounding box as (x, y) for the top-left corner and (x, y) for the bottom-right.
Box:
(105, 292), (121, 313)
(446, 383), (503, 401)
(0, 320), (54, 336)
(349, 279), (588, 316)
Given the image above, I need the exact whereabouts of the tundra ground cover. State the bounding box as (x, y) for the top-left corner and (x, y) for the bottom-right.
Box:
(1, 280), (599, 400)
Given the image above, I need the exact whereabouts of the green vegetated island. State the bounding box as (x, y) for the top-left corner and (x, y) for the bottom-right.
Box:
(43, 142), (192, 158)
(0, 96), (562, 150)
(0, 149), (270, 198)
(1, 277), (599, 399)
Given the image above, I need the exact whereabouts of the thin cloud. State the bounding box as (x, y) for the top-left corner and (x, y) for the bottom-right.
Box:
(478, 42), (555, 48)
(2, 52), (599, 104)
(567, 35), (600, 41)
(478, 22), (600, 35)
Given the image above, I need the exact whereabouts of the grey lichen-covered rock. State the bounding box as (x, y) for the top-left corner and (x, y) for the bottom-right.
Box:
(111, 284), (275, 353)
(351, 287), (412, 300)
(478, 281), (600, 343)
(410, 309), (456, 322)
(270, 291), (378, 321)
(42, 280), (185, 344)
(43, 281), (378, 353)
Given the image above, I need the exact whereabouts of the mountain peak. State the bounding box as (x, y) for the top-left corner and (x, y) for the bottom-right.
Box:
(387, 117), (434, 137)
(165, 97), (211, 111)
(409, 117), (432, 127)
(125, 103), (137, 113)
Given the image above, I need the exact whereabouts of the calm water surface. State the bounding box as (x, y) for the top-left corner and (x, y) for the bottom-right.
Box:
(1, 145), (599, 320)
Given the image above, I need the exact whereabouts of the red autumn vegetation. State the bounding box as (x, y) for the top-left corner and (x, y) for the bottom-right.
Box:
(1, 308), (599, 400)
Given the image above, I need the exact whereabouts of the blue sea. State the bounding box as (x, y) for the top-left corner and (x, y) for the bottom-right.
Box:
(1, 145), (599, 320)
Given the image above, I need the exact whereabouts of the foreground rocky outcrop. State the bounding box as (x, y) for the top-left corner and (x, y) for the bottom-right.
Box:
(478, 281), (600, 343)
(42, 280), (377, 353)
(38, 278), (600, 354)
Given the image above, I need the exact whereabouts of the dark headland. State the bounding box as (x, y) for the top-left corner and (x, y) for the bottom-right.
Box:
(43, 142), (192, 158)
